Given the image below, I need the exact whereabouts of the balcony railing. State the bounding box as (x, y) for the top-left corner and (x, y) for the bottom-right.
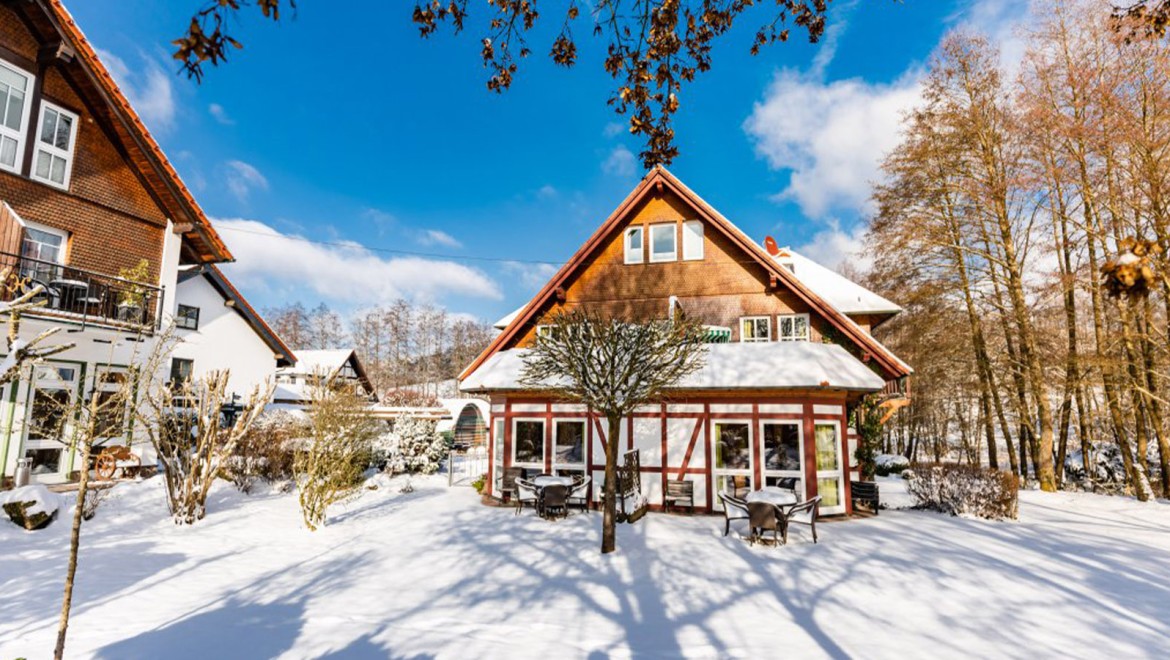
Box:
(0, 250), (163, 333)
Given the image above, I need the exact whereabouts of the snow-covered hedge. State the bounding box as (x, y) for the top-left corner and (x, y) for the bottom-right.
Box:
(1, 485), (60, 530)
(906, 464), (1018, 520)
(382, 417), (447, 475)
(875, 453), (911, 477)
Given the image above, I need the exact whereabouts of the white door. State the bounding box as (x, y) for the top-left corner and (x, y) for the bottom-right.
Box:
(760, 421), (805, 499)
(814, 421), (845, 515)
(24, 363), (79, 483)
(712, 421), (753, 508)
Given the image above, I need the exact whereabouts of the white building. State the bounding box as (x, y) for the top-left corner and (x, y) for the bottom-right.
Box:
(273, 349), (378, 410)
(171, 265), (296, 402)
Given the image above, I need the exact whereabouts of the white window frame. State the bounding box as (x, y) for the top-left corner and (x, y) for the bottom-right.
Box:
(712, 419), (754, 508)
(739, 316), (771, 343)
(511, 418), (546, 471)
(777, 313), (810, 342)
(30, 101), (78, 189)
(623, 226), (644, 264)
(682, 220), (704, 261)
(21, 221), (69, 263)
(553, 418), (587, 477)
(814, 419), (846, 515)
(648, 223), (677, 263)
(759, 420), (806, 499)
(0, 59), (35, 175)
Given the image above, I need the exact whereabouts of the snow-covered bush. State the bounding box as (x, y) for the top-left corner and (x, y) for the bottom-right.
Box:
(226, 410), (306, 493)
(384, 417), (447, 476)
(1, 485), (60, 530)
(295, 384), (382, 530)
(875, 453), (911, 477)
(906, 464), (1018, 520)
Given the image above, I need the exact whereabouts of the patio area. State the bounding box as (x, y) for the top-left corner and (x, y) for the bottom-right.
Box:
(2, 475), (1168, 658)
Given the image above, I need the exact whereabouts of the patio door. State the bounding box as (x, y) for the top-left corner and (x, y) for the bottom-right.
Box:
(712, 421), (753, 508)
(814, 421), (845, 515)
(24, 363), (79, 483)
(760, 421), (805, 498)
(553, 420), (585, 478)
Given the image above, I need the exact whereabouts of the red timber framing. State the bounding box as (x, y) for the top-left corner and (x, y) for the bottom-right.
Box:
(484, 393), (857, 516)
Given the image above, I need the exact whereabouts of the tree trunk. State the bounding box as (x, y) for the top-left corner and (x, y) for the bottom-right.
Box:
(601, 413), (622, 554)
(55, 433), (93, 660)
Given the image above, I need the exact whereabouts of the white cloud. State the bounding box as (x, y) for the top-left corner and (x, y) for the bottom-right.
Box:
(208, 103), (234, 125)
(794, 219), (871, 273)
(213, 218), (502, 307)
(501, 261), (559, 291)
(419, 229), (462, 249)
(603, 122), (625, 138)
(602, 144), (637, 177)
(224, 160), (269, 202)
(536, 184), (559, 200)
(95, 49), (175, 132)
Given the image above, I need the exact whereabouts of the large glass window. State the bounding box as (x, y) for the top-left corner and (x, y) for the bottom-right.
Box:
(554, 420), (585, 475)
(624, 226), (643, 264)
(20, 225), (66, 282)
(778, 314), (810, 341)
(513, 419), (545, 467)
(682, 220), (704, 261)
(0, 61), (32, 173)
(31, 102), (77, 188)
(815, 423), (843, 511)
(25, 364), (78, 478)
(93, 368), (129, 438)
(762, 422), (803, 494)
(649, 223), (677, 262)
(740, 317), (771, 342)
(714, 422), (753, 499)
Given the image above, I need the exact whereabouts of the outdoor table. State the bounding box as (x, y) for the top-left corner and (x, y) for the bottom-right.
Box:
(49, 279), (88, 310)
(746, 487), (798, 507)
(531, 475), (575, 489)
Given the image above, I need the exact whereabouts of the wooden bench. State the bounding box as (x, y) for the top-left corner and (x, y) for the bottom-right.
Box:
(663, 479), (694, 514)
(850, 480), (880, 515)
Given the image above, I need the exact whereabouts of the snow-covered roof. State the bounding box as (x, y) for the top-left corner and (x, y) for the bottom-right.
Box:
(774, 248), (902, 318)
(278, 349), (358, 378)
(461, 342), (886, 393)
(493, 305), (526, 331)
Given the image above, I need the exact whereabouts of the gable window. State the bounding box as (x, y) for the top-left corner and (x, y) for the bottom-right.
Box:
(176, 304), (200, 330)
(649, 223), (677, 262)
(682, 220), (704, 261)
(0, 61), (32, 174)
(31, 102), (78, 188)
(20, 224), (67, 282)
(740, 316), (771, 342)
(778, 313), (810, 341)
(624, 226), (644, 264)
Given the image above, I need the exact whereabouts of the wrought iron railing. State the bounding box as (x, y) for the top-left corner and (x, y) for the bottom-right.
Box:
(0, 250), (163, 332)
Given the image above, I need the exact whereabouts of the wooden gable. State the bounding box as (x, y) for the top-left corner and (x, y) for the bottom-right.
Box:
(461, 168), (912, 382)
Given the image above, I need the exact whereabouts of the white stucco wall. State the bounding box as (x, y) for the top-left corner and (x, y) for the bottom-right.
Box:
(171, 274), (278, 402)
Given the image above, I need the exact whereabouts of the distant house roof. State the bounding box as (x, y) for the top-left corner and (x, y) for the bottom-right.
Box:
(493, 305), (526, 331)
(461, 343), (887, 394)
(276, 349), (377, 401)
(773, 248), (902, 322)
(178, 265), (296, 367)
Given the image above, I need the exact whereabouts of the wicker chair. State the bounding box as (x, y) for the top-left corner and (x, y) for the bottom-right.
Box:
(515, 478), (539, 515)
(747, 501), (783, 546)
(568, 476), (592, 514)
(780, 496), (822, 544)
(541, 484), (569, 519)
(663, 479), (695, 514)
(717, 491), (750, 537)
(500, 467), (523, 502)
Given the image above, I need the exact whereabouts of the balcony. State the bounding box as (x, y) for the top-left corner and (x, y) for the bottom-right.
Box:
(0, 250), (162, 333)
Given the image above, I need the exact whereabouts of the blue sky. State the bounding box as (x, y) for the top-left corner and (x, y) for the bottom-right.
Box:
(69, 0), (1027, 325)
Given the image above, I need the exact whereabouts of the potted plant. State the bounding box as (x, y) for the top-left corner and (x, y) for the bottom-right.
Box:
(116, 259), (151, 322)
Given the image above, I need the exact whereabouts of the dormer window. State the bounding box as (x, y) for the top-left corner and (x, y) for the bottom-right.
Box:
(0, 60), (33, 174)
(682, 220), (703, 261)
(624, 226), (643, 264)
(778, 313), (810, 341)
(649, 223), (677, 262)
(32, 102), (77, 189)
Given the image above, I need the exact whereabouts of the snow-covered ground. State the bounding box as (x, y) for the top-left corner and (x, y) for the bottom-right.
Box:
(2, 477), (1169, 659)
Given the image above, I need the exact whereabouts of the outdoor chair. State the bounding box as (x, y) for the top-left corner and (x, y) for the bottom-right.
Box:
(541, 484), (569, 520)
(780, 496), (822, 544)
(850, 480), (880, 515)
(747, 501), (783, 546)
(718, 491), (750, 537)
(568, 476), (592, 514)
(515, 478), (539, 515)
(663, 479), (694, 514)
(500, 467), (523, 502)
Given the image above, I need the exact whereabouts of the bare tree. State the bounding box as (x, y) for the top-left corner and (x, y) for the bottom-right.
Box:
(521, 309), (706, 554)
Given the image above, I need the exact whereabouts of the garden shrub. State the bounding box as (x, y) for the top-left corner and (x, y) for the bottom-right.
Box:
(471, 473), (487, 494)
(875, 453), (911, 477)
(906, 463), (1018, 520)
(226, 411), (305, 493)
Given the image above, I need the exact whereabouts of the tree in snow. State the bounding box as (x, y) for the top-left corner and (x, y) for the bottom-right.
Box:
(295, 378), (382, 530)
(136, 361), (272, 525)
(384, 416), (448, 476)
(521, 309), (706, 554)
(0, 267), (74, 385)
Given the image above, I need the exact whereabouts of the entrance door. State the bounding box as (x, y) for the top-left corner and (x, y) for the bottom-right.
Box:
(553, 420), (586, 478)
(24, 363), (79, 483)
(712, 421), (753, 506)
(760, 421), (805, 498)
(814, 421), (845, 515)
